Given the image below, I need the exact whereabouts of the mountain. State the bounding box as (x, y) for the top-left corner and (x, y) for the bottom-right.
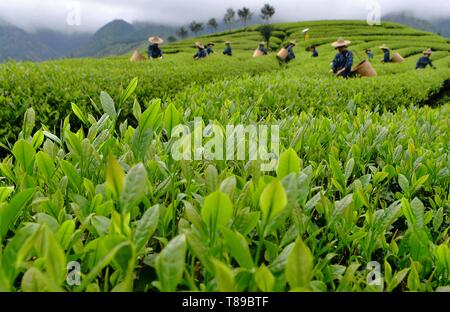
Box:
(432, 18), (450, 38)
(73, 20), (175, 57)
(383, 13), (436, 33)
(383, 13), (450, 38)
(0, 19), (176, 62)
(0, 24), (55, 61)
(32, 29), (91, 57)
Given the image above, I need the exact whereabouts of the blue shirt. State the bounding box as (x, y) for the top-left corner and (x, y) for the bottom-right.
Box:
(194, 48), (207, 59)
(286, 45), (295, 62)
(416, 56), (434, 69)
(332, 50), (354, 78)
(223, 46), (232, 56)
(312, 50), (318, 57)
(206, 47), (214, 54)
(383, 50), (391, 63)
(148, 44), (163, 59)
(367, 51), (374, 59)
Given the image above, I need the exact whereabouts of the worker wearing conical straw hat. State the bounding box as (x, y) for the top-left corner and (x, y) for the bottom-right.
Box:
(148, 36), (164, 59)
(331, 38), (354, 78)
(285, 40), (296, 63)
(206, 42), (215, 55)
(379, 44), (391, 63)
(194, 42), (208, 60)
(416, 48), (436, 69)
(257, 42), (268, 55)
(223, 41), (232, 56)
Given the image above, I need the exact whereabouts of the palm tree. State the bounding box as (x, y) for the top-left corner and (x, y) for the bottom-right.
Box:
(260, 3), (276, 24)
(237, 7), (253, 27)
(223, 8), (236, 32)
(176, 27), (188, 39)
(207, 18), (218, 33)
(189, 21), (204, 36)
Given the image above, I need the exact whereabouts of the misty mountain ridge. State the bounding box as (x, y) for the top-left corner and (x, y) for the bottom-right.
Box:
(0, 19), (176, 62)
(1, 13), (449, 62)
(383, 12), (450, 37)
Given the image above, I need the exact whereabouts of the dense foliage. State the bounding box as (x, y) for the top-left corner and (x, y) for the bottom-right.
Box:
(0, 20), (449, 292)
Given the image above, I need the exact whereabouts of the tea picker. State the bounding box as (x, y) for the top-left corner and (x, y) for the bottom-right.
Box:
(194, 42), (208, 60)
(148, 36), (164, 60)
(223, 41), (233, 56)
(330, 38), (354, 78)
(253, 42), (268, 57)
(276, 40), (296, 66)
(416, 48), (437, 69)
(379, 44), (391, 63)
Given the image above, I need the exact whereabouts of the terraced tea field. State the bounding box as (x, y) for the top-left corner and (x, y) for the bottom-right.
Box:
(0, 20), (449, 292)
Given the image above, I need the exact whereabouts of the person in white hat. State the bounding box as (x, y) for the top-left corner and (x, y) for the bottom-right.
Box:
(147, 36), (164, 59)
(416, 48), (436, 69)
(331, 38), (354, 78)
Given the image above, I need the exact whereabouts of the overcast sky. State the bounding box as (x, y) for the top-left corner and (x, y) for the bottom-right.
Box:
(0, 0), (449, 32)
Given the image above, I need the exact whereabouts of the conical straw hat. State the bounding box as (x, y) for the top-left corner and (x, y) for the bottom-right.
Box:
(195, 42), (205, 49)
(148, 36), (164, 44)
(302, 28), (310, 33)
(289, 40), (297, 46)
(331, 38), (351, 48)
(379, 44), (390, 50)
(423, 48), (433, 55)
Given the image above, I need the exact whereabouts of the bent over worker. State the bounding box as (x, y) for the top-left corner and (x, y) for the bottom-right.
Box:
(416, 48), (436, 69)
(194, 42), (208, 60)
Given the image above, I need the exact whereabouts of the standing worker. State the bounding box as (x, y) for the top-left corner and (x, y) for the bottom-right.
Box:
(194, 42), (208, 60)
(223, 41), (232, 56)
(379, 44), (391, 63)
(285, 40), (296, 62)
(206, 42), (215, 55)
(148, 36), (164, 59)
(303, 28), (310, 41)
(416, 48), (436, 69)
(331, 38), (354, 78)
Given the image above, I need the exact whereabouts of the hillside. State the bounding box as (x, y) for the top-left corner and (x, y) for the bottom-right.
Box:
(383, 12), (450, 38)
(0, 20), (449, 293)
(0, 19), (176, 61)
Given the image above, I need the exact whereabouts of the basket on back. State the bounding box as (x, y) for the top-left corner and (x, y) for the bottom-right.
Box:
(391, 52), (404, 63)
(276, 48), (288, 60)
(253, 49), (264, 58)
(352, 60), (377, 77)
(130, 50), (147, 62)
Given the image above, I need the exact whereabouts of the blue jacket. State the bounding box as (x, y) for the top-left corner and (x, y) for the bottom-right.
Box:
(194, 48), (207, 59)
(416, 56), (434, 69)
(312, 50), (318, 57)
(383, 50), (391, 63)
(258, 47), (268, 55)
(286, 45), (295, 62)
(148, 44), (163, 59)
(367, 51), (374, 59)
(223, 46), (232, 56)
(332, 50), (354, 78)
(206, 47), (214, 55)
